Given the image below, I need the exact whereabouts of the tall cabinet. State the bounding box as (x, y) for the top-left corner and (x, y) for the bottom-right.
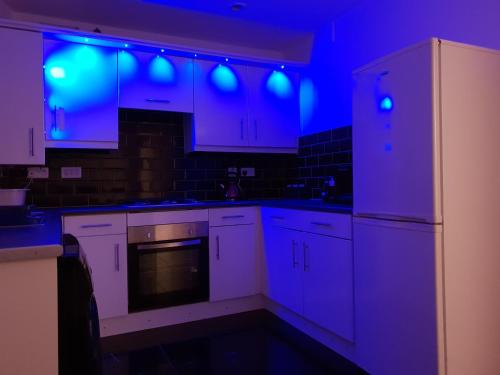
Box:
(0, 27), (45, 165)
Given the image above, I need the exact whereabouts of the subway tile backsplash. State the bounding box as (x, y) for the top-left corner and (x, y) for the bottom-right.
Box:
(0, 109), (352, 207)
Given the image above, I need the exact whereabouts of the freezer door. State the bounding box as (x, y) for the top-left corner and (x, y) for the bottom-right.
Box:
(353, 41), (442, 223)
(353, 217), (443, 375)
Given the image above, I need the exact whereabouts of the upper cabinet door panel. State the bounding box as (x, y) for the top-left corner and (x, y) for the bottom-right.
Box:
(43, 40), (118, 144)
(247, 67), (299, 148)
(0, 28), (44, 165)
(118, 51), (194, 113)
(193, 60), (248, 147)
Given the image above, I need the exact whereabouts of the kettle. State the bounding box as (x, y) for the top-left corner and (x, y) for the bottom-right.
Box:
(220, 170), (242, 200)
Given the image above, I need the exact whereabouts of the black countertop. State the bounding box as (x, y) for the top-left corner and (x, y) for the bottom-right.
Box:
(0, 199), (352, 261)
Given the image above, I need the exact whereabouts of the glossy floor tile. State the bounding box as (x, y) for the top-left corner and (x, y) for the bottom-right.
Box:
(102, 310), (365, 375)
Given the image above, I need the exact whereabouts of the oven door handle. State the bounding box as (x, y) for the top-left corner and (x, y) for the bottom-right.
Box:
(136, 239), (201, 251)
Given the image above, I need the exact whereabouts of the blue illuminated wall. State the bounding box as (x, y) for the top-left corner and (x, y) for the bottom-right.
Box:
(303, 0), (500, 135)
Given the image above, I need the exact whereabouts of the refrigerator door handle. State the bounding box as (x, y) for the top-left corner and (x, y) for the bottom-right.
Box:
(354, 212), (430, 223)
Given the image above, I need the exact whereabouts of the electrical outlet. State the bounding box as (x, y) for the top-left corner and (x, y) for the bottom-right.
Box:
(240, 167), (255, 177)
(61, 167), (82, 179)
(27, 167), (49, 179)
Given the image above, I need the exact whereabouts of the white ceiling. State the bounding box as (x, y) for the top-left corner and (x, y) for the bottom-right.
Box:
(3, 0), (359, 61)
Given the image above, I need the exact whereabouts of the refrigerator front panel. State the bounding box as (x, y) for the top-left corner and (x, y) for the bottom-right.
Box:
(353, 217), (443, 375)
(353, 41), (442, 223)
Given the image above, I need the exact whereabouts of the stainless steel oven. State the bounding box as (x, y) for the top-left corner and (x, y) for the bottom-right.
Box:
(127, 221), (209, 312)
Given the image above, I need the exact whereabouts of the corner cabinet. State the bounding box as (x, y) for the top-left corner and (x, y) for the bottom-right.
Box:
(262, 208), (354, 341)
(43, 39), (119, 149)
(118, 51), (194, 113)
(0, 27), (45, 165)
(187, 61), (299, 153)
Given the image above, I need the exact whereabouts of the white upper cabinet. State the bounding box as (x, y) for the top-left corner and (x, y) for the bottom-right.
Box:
(247, 66), (299, 149)
(192, 60), (249, 149)
(189, 60), (300, 153)
(43, 39), (119, 149)
(118, 51), (194, 113)
(0, 27), (45, 165)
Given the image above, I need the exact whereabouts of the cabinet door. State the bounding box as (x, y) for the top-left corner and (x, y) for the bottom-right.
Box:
(263, 225), (302, 314)
(193, 60), (248, 147)
(209, 224), (258, 301)
(119, 51), (193, 112)
(77, 234), (128, 319)
(247, 66), (299, 149)
(43, 39), (118, 147)
(302, 233), (354, 341)
(0, 28), (44, 165)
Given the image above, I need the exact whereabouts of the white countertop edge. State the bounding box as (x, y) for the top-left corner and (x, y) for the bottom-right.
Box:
(0, 244), (63, 263)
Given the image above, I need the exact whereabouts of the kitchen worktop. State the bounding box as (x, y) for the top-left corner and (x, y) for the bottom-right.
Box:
(0, 199), (352, 261)
(0, 210), (63, 262)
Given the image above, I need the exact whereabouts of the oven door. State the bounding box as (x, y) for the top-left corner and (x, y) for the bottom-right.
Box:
(128, 237), (209, 312)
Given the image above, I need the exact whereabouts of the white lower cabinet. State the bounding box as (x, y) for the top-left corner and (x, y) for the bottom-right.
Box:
(262, 209), (354, 341)
(302, 232), (354, 341)
(63, 214), (128, 319)
(263, 226), (303, 314)
(77, 234), (128, 319)
(209, 224), (258, 301)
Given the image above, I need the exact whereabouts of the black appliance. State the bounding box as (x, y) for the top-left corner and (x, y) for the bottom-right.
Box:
(58, 234), (102, 375)
(128, 221), (209, 312)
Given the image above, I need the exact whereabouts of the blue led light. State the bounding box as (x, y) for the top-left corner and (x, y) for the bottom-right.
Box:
(160, 49), (165, 53)
(211, 64), (238, 92)
(149, 56), (176, 83)
(49, 67), (65, 79)
(379, 96), (394, 111)
(44, 43), (116, 112)
(384, 143), (393, 152)
(118, 51), (138, 82)
(266, 71), (293, 99)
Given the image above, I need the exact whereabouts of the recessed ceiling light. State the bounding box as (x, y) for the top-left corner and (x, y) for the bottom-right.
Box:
(231, 2), (247, 12)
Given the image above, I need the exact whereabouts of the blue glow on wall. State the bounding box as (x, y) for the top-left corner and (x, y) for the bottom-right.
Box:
(149, 56), (176, 83)
(300, 78), (317, 130)
(379, 96), (394, 112)
(118, 51), (138, 83)
(266, 71), (293, 99)
(44, 44), (116, 112)
(210, 64), (238, 92)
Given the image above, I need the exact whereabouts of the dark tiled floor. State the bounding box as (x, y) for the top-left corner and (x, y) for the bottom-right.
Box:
(101, 310), (365, 375)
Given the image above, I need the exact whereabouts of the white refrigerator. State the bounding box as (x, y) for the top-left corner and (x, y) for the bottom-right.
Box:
(352, 39), (500, 375)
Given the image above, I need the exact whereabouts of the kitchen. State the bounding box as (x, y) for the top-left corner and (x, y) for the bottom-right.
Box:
(1, 1), (500, 375)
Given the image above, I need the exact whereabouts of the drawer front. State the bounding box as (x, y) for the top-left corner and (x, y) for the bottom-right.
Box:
(64, 214), (127, 236)
(127, 209), (209, 227)
(300, 211), (352, 239)
(261, 207), (302, 230)
(209, 207), (257, 227)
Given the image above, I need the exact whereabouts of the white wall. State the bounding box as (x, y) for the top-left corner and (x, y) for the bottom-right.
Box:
(302, 0), (500, 135)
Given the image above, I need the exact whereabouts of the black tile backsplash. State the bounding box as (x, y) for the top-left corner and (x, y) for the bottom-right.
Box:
(0, 108), (352, 207)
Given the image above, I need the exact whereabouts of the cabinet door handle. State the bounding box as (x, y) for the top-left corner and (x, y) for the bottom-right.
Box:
(240, 119), (244, 140)
(303, 243), (309, 272)
(254, 120), (258, 140)
(216, 235), (220, 260)
(29, 128), (34, 157)
(80, 223), (113, 229)
(221, 215), (245, 219)
(292, 240), (298, 268)
(114, 243), (120, 272)
(271, 216), (284, 220)
(310, 221), (333, 228)
(146, 98), (171, 103)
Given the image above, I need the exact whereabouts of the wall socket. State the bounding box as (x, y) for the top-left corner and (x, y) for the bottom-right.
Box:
(241, 167), (255, 177)
(61, 167), (82, 179)
(27, 167), (49, 179)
